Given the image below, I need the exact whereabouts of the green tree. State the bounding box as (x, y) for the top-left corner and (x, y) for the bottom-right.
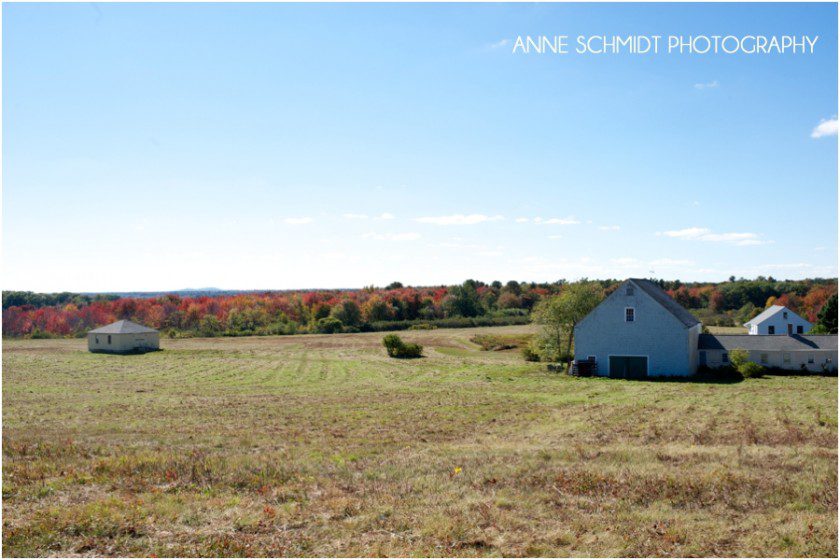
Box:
(330, 299), (362, 327)
(817, 294), (838, 334)
(443, 281), (483, 318)
(532, 282), (603, 368)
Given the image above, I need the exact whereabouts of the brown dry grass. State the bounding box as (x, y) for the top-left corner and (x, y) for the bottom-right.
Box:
(2, 325), (836, 557)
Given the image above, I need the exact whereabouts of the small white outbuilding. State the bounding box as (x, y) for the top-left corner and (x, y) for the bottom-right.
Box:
(743, 305), (813, 335)
(88, 320), (160, 354)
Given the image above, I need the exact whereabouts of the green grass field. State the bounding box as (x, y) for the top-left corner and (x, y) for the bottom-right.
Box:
(3, 325), (837, 557)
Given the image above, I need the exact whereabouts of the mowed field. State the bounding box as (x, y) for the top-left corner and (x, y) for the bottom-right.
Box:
(3, 326), (837, 557)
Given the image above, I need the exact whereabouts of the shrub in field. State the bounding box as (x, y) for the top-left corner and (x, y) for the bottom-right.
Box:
(730, 347), (764, 378)
(382, 334), (423, 358)
(521, 343), (541, 362)
(315, 317), (343, 334)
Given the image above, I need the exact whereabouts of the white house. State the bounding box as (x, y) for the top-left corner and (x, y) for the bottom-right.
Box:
(699, 334), (837, 374)
(574, 279), (702, 378)
(744, 305), (812, 335)
(88, 320), (160, 353)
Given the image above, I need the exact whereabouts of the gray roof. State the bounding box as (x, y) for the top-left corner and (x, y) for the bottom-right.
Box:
(629, 279), (700, 328)
(743, 305), (810, 327)
(89, 320), (158, 334)
(699, 334), (838, 352)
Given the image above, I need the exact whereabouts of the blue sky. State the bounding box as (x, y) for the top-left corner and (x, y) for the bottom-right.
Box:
(3, 2), (837, 292)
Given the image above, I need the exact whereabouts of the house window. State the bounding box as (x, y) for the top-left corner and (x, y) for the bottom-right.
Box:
(760, 353), (768, 364)
(783, 353), (791, 364)
(722, 353), (729, 363)
(808, 355), (815, 364)
(797, 325), (803, 334)
(625, 308), (635, 322)
(587, 355), (596, 362)
(107, 335), (112, 345)
(626, 286), (634, 296)
(783, 311), (788, 319)
(95, 336), (99, 344)
(768, 326), (775, 335)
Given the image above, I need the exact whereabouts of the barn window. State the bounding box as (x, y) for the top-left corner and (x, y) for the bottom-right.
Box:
(783, 311), (788, 319)
(797, 325), (803, 334)
(107, 335), (112, 345)
(626, 285), (634, 296)
(760, 353), (768, 364)
(95, 336), (99, 344)
(768, 326), (775, 335)
(722, 353), (729, 363)
(625, 307), (635, 322)
(783, 353), (791, 364)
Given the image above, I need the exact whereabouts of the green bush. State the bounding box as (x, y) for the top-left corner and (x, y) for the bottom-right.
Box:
(730, 347), (763, 379)
(382, 334), (423, 359)
(739, 361), (764, 379)
(521, 344), (541, 362)
(315, 317), (343, 334)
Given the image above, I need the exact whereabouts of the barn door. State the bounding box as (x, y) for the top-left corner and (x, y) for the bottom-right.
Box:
(609, 356), (648, 379)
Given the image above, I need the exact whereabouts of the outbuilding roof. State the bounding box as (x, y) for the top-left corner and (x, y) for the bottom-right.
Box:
(89, 320), (159, 334)
(629, 279), (701, 328)
(698, 334), (838, 352)
(743, 305), (811, 327)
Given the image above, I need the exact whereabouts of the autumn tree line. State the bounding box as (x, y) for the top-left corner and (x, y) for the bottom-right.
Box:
(2, 277), (837, 339)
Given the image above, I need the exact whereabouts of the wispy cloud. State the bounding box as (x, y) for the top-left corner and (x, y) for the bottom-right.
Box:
(415, 214), (504, 225)
(598, 225), (620, 231)
(486, 38), (510, 50)
(694, 80), (719, 90)
(284, 217), (313, 225)
(362, 231), (421, 241)
(659, 227), (767, 246)
(376, 212), (395, 220)
(811, 117), (838, 138)
(517, 216), (581, 225)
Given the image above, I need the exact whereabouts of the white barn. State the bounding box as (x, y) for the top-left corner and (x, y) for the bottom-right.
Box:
(574, 279), (702, 378)
(744, 305), (812, 335)
(88, 320), (160, 354)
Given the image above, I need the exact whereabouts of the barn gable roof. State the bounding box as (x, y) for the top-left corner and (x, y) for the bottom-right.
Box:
(628, 279), (701, 328)
(89, 320), (158, 334)
(698, 334), (838, 352)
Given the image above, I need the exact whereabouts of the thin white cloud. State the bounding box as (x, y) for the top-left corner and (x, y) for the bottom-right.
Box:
(811, 117), (838, 138)
(415, 214), (504, 225)
(362, 231), (421, 241)
(694, 80), (719, 90)
(487, 38), (510, 50)
(531, 216), (580, 225)
(515, 217), (530, 223)
(284, 217), (313, 225)
(376, 212), (395, 220)
(659, 227), (767, 246)
(547, 235), (562, 240)
(598, 225), (621, 231)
